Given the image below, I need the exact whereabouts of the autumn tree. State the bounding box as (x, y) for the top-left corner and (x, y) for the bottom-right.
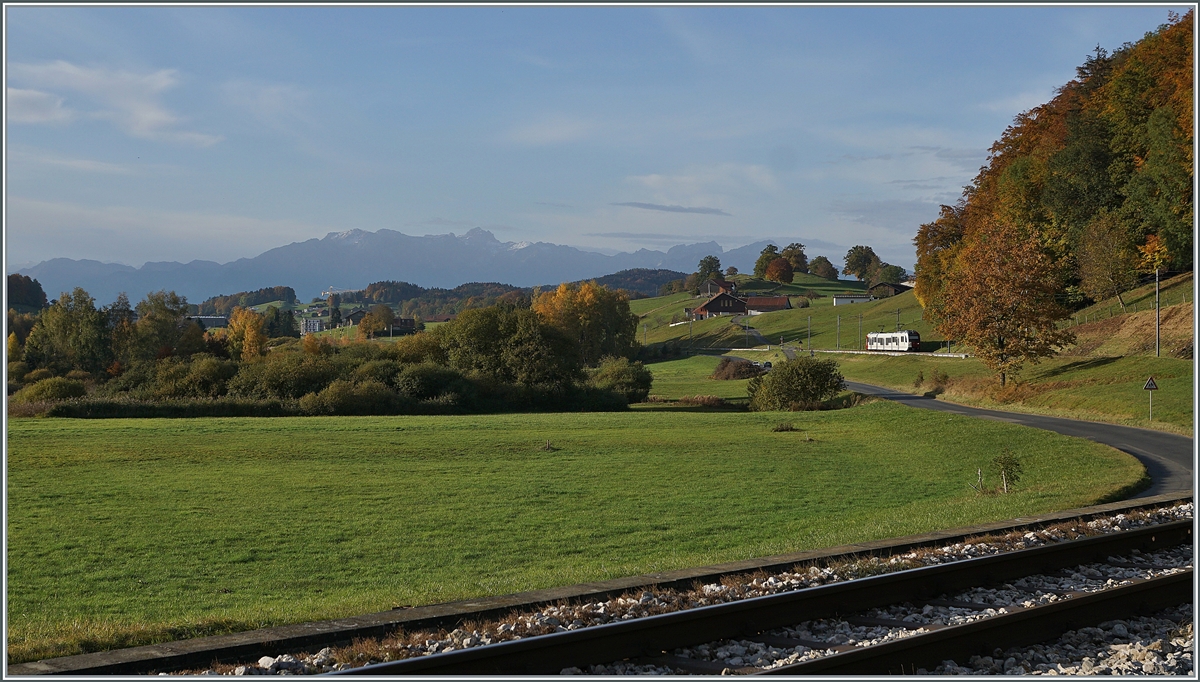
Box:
(1078, 210), (1139, 311)
(842, 245), (882, 281)
(934, 222), (1075, 386)
(753, 244), (781, 278)
(913, 204), (966, 312)
(780, 242), (809, 274)
(696, 255), (722, 283)
(227, 307), (267, 361)
(1138, 233), (1171, 274)
(764, 257), (794, 284)
(532, 281), (638, 366)
(809, 256), (839, 281)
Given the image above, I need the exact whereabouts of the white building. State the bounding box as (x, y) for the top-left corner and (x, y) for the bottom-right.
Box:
(300, 318), (327, 335)
(832, 294), (873, 306)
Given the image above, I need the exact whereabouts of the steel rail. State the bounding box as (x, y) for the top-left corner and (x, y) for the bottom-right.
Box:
(756, 570), (1192, 675)
(338, 519), (1192, 675)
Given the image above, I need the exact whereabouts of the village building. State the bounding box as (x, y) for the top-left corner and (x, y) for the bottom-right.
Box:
(690, 292), (747, 319)
(299, 318), (327, 335)
(743, 296), (791, 315)
(187, 315), (229, 329)
(868, 282), (913, 298)
(832, 294), (874, 306)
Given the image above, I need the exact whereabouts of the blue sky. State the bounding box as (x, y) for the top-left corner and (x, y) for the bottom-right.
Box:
(5, 5), (1188, 272)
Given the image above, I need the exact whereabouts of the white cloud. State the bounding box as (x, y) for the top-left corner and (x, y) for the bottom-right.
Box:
(9, 148), (134, 175)
(7, 60), (222, 146)
(504, 116), (594, 145)
(628, 163), (778, 205)
(7, 87), (74, 124)
(6, 196), (328, 265)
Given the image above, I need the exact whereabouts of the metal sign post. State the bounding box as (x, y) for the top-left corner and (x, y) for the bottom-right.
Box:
(1144, 376), (1159, 422)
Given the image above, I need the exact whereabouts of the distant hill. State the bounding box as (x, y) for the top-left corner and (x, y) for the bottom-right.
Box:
(14, 228), (776, 305)
(554, 268), (689, 298)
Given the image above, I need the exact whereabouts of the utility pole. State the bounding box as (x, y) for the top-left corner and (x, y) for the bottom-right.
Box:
(895, 308), (901, 332)
(1155, 267), (1161, 357)
(858, 314), (862, 350)
(643, 323), (647, 346)
(836, 315), (840, 350)
(808, 316), (813, 357)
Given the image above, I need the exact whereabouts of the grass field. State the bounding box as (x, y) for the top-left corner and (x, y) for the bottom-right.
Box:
(8, 405), (1144, 663)
(828, 353), (1194, 434)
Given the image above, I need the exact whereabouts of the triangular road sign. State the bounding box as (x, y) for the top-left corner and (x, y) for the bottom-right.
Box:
(1143, 377), (1159, 390)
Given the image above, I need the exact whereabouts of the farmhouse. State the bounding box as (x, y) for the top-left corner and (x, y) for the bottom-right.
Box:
(343, 309), (369, 325)
(832, 294), (873, 306)
(744, 296), (791, 315)
(690, 292), (747, 319)
(868, 282), (913, 298)
(390, 318), (417, 335)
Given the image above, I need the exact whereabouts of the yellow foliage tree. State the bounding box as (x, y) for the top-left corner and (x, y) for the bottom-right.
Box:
(531, 281), (638, 366)
(226, 307), (267, 361)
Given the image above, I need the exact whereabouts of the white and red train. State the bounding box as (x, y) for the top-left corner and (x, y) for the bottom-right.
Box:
(865, 330), (921, 352)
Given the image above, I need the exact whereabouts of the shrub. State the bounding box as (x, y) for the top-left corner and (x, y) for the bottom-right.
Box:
(792, 297), (810, 309)
(394, 363), (473, 401)
(748, 356), (845, 411)
(45, 398), (300, 418)
(299, 379), (408, 416)
(8, 361), (30, 383)
(589, 356), (653, 403)
(228, 354), (337, 400)
(65, 369), (93, 382)
(772, 422), (796, 432)
(711, 357), (763, 380)
(23, 368), (54, 384)
(678, 395), (725, 407)
(9, 377), (86, 404)
(351, 359), (403, 388)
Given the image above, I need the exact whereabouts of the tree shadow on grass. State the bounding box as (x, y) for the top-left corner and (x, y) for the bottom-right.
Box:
(1034, 357), (1120, 379)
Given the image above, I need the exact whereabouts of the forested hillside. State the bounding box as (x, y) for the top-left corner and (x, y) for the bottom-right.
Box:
(915, 11), (1192, 382)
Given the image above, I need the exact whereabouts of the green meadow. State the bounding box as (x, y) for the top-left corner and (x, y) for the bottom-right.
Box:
(8, 402), (1143, 663)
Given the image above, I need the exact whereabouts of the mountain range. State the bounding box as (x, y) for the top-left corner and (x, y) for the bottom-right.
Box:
(15, 228), (777, 305)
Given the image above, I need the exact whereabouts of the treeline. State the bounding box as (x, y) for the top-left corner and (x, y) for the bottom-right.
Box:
(915, 11), (1192, 384)
(8, 274), (48, 310)
(8, 281), (649, 417)
(198, 286), (298, 315)
(339, 271), (667, 318)
(659, 243), (902, 294)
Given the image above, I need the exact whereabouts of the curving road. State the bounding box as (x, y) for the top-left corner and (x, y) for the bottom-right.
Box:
(844, 380), (1194, 498)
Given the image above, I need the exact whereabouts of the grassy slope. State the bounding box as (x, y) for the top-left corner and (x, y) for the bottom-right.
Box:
(8, 409), (1142, 663)
(833, 352), (1193, 434)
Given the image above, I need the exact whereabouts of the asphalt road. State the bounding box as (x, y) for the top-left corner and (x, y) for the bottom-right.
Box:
(844, 380), (1195, 498)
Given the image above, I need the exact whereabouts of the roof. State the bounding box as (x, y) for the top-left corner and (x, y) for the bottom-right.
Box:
(868, 282), (913, 293)
(743, 295), (790, 310)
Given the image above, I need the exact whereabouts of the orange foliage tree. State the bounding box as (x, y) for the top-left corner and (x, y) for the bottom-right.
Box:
(531, 281), (638, 366)
(934, 222), (1075, 386)
(764, 257), (795, 284)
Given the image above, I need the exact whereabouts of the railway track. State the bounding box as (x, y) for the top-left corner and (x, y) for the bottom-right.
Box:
(340, 521), (1192, 675)
(10, 496), (1191, 675)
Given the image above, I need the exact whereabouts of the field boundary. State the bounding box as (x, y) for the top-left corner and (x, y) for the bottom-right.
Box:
(10, 493), (1190, 676)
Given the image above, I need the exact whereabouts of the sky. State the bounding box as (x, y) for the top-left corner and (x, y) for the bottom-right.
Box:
(4, 4), (1190, 273)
